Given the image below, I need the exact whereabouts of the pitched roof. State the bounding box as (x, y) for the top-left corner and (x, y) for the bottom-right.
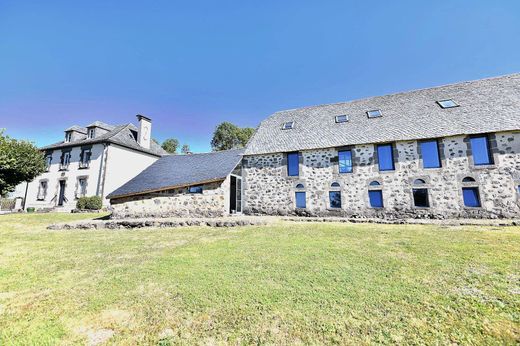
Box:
(86, 121), (115, 130)
(244, 73), (520, 155)
(65, 125), (87, 133)
(107, 148), (244, 199)
(41, 123), (167, 157)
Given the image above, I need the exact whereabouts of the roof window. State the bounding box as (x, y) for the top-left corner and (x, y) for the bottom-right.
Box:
(282, 121), (294, 130)
(366, 110), (382, 118)
(437, 99), (458, 109)
(335, 115), (349, 123)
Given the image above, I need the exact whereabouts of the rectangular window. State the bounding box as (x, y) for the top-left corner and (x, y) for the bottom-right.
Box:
(437, 99), (458, 109)
(329, 191), (341, 208)
(335, 115), (349, 123)
(413, 188), (430, 208)
(79, 149), (92, 168)
(45, 155), (52, 172)
(470, 136), (493, 166)
(420, 140), (441, 168)
(88, 128), (95, 138)
(65, 132), (72, 142)
(77, 178), (87, 198)
(188, 185), (203, 194)
(287, 152), (299, 177)
(338, 150), (353, 173)
(369, 190), (384, 208)
(462, 187), (481, 207)
(295, 192), (306, 209)
(282, 122), (294, 130)
(367, 110), (382, 118)
(37, 181), (48, 201)
(60, 151), (71, 170)
(377, 144), (395, 171)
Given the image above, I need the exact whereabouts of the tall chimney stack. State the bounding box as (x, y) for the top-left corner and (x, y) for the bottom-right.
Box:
(136, 114), (152, 149)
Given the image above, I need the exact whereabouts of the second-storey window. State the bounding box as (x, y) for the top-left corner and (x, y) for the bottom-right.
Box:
(338, 150), (353, 173)
(420, 140), (441, 168)
(189, 185), (203, 193)
(287, 152), (299, 176)
(470, 135), (493, 166)
(60, 151), (71, 170)
(377, 144), (395, 171)
(79, 148), (92, 168)
(45, 155), (52, 172)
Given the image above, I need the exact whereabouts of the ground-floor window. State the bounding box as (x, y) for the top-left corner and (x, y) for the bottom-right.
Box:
(369, 190), (384, 208)
(329, 191), (341, 208)
(462, 187), (481, 207)
(189, 185), (203, 194)
(295, 191), (306, 209)
(412, 188), (429, 207)
(37, 180), (48, 201)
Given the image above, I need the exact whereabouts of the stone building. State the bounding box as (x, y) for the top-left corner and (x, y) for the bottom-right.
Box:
(242, 74), (520, 219)
(107, 149), (244, 218)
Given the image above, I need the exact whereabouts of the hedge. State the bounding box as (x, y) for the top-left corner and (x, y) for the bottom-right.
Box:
(76, 196), (103, 210)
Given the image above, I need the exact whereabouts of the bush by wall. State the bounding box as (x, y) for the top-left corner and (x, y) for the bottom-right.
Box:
(76, 196), (103, 211)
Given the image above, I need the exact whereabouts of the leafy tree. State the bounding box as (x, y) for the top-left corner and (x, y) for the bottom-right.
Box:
(161, 138), (179, 154)
(211, 122), (255, 151)
(181, 144), (191, 154)
(0, 130), (46, 196)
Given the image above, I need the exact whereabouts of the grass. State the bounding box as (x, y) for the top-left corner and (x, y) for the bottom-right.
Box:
(0, 213), (519, 345)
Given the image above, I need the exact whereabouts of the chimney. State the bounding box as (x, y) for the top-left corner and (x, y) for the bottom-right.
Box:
(136, 114), (152, 149)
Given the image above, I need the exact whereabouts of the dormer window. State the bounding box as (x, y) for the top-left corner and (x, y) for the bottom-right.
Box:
(88, 128), (95, 139)
(335, 115), (349, 123)
(282, 122), (294, 130)
(437, 99), (458, 109)
(65, 132), (72, 142)
(367, 110), (382, 118)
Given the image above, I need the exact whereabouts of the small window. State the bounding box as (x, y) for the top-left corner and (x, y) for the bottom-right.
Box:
(338, 150), (353, 173)
(335, 115), (349, 123)
(369, 181), (381, 186)
(462, 176), (476, 183)
(413, 179), (426, 185)
(413, 188), (429, 208)
(295, 192), (306, 209)
(377, 144), (395, 171)
(517, 185), (520, 194)
(420, 140), (442, 169)
(369, 190), (384, 208)
(77, 178), (87, 198)
(367, 110), (382, 118)
(437, 99), (458, 109)
(295, 183), (304, 189)
(282, 122), (294, 130)
(189, 185), (203, 194)
(463, 187), (481, 207)
(65, 132), (72, 142)
(331, 182), (340, 188)
(37, 181), (48, 201)
(88, 128), (95, 139)
(287, 152), (299, 177)
(45, 155), (52, 172)
(329, 191), (342, 208)
(470, 135), (493, 166)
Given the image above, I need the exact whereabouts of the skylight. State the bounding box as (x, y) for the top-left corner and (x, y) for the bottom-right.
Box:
(366, 110), (382, 118)
(282, 121), (294, 130)
(335, 115), (349, 123)
(437, 99), (458, 109)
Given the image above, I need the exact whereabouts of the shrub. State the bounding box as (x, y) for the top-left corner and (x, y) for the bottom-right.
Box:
(26, 207), (35, 213)
(76, 196), (103, 210)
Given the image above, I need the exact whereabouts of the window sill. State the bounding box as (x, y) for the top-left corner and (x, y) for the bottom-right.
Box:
(370, 206), (384, 209)
(59, 168), (69, 172)
(463, 206), (483, 209)
(472, 164), (496, 170)
(327, 207), (342, 211)
(378, 169), (396, 173)
(36, 199), (45, 201)
(78, 166), (90, 170)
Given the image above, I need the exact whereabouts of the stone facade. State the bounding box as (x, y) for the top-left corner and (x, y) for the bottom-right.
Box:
(110, 178), (231, 218)
(242, 131), (520, 219)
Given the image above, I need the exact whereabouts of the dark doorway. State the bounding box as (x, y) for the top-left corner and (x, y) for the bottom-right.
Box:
(229, 176), (242, 214)
(58, 180), (66, 206)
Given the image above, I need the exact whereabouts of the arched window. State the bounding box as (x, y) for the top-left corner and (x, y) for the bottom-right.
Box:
(295, 183), (304, 189)
(369, 181), (381, 186)
(331, 182), (340, 188)
(462, 177), (476, 182)
(413, 179), (426, 185)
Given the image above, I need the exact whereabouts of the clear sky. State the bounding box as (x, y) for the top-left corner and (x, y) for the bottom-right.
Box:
(1, 1), (519, 152)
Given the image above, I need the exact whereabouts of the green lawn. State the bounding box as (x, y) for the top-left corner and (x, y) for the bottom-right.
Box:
(0, 214), (519, 345)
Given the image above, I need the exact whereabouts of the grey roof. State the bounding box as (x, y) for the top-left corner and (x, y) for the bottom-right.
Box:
(41, 123), (167, 157)
(86, 121), (115, 130)
(107, 148), (244, 199)
(65, 125), (87, 133)
(244, 73), (520, 155)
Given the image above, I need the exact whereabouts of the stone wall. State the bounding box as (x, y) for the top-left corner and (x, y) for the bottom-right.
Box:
(110, 178), (230, 218)
(242, 131), (520, 219)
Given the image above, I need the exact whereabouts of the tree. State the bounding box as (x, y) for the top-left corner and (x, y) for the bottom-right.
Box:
(161, 138), (179, 154)
(181, 144), (191, 154)
(0, 130), (46, 196)
(211, 122), (255, 151)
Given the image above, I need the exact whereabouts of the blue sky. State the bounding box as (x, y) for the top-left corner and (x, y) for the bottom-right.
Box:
(1, 1), (520, 152)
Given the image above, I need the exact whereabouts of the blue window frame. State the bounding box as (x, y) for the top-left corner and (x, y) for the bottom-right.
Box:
(338, 150), (353, 173)
(377, 144), (395, 171)
(329, 191), (341, 208)
(470, 136), (493, 166)
(462, 187), (481, 207)
(420, 140), (441, 168)
(295, 192), (306, 208)
(287, 152), (299, 176)
(369, 190), (384, 208)
(189, 185), (203, 193)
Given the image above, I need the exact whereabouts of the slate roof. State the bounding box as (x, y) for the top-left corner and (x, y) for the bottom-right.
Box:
(65, 125), (87, 133)
(107, 148), (244, 199)
(244, 73), (520, 155)
(86, 121), (115, 130)
(41, 123), (167, 157)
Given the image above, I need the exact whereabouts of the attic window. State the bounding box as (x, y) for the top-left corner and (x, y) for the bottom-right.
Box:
(87, 128), (95, 139)
(335, 115), (349, 123)
(437, 99), (458, 109)
(366, 110), (382, 118)
(282, 122), (294, 130)
(65, 132), (72, 143)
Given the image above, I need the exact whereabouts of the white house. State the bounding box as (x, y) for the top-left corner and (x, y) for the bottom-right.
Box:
(22, 115), (167, 211)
